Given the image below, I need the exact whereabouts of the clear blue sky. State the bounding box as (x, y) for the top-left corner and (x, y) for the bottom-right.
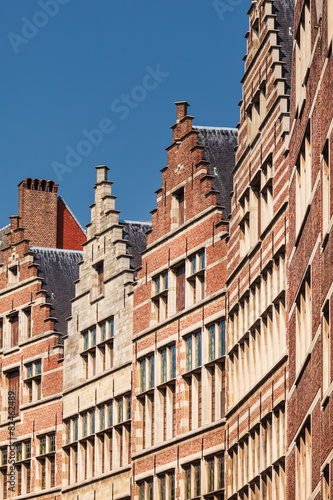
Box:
(0, 0), (248, 230)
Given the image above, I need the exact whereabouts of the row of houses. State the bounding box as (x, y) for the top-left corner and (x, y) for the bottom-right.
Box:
(0, 0), (332, 497)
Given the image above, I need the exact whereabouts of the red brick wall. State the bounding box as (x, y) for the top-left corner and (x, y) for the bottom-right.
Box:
(56, 198), (86, 250)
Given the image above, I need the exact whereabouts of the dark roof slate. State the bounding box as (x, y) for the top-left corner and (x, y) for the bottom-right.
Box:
(122, 220), (151, 271)
(194, 127), (238, 218)
(32, 248), (82, 338)
(274, 0), (295, 95)
(0, 225), (10, 264)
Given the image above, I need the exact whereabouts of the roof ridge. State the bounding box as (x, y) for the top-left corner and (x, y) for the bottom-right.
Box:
(193, 125), (238, 132)
(30, 246), (83, 254)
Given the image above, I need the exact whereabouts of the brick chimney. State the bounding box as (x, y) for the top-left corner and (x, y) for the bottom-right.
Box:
(18, 178), (58, 248)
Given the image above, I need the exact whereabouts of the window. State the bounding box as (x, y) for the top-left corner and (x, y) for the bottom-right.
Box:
(323, 302), (330, 395)
(137, 478), (154, 500)
(185, 332), (202, 372)
(9, 265), (19, 285)
(261, 158), (273, 230)
(139, 355), (155, 393)
(296, 125), (312, 233)
(184, 332), (204, 430)
(184, 462), (202, 499)
(100, 317), (114, 341)
(0, 319), (3, 349)
(23, 308), (32, 338)
(251, 17), (259, 51)
(172, 187), (185, 227)
(117, 397), (124, 424)
(9, 314), (19, 348)
(187, 250), (205, 304)
(81, 320), (114, 379)
(296, 271), (312, 371)
(0, 447), (8, 499)
(7, 369), (20, 417)
(13, 440), (31, 496)
(82, 413), (88, 438)
(206, 453), (225, 494)
(159, 344), (176, 383)
(323, 464), (330, 500)
(323, 140), (330, 234)
(176, 263), (185, 312)
(25, 359), (42, 403)
(95, 261), (104, 296)
(152, 271), (168, 323)
(37, 434), (56, 490)
(239, 190), (250, 258)
(296, 421), (311, 499)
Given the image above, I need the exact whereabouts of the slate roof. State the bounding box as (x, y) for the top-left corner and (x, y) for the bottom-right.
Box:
(274, 0), (295, 95)
(32, 247), (83, 338)
(0, 225), (10, 264)
(194, 126), (238, 218)
(122, 220), (151, 271)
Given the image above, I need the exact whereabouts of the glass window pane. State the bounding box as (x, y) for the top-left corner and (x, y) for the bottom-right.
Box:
(199, 251), (205, 270)
(74, 417), (78, 441)
(35, 360), (42, 375)
(196, 332), (202, 367)
(171, 344), (176, 379)
(100, 407), (105, 430)
(209, 326), (215, 361)
(186, 337), (192, 372)
(91, 328), (96, 346)
(149, 355), (154, 388)
(108, 402), (113, 427)
(102, 322), (106, 341)
(141, 359), (146, 392)
(162, 349), (167, 383)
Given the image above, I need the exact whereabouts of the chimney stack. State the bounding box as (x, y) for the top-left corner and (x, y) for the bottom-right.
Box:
(18, 178), (58, 248)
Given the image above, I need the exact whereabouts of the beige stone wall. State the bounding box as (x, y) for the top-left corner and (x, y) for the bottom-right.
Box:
(63, 166), (134, 499)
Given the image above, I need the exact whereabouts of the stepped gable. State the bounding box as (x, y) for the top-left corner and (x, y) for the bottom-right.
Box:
(147, 101), (237, 244)
(122, 220), (151, 271)
(32, 247), (83, 338)
(194, 126), (238, 217)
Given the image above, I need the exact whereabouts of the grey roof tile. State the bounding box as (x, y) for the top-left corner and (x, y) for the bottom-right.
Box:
(194, 127), (238, 218)
(32, 248), (82, 338)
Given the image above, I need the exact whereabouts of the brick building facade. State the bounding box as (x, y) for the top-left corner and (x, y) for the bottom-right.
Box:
(0, 179), (85, 499)
(225, 0), (293, 497)
(286, 0), (333, 497)
(0, 0), (333, 497)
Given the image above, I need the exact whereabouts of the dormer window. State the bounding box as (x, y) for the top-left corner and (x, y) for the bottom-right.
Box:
(172, 188), (185, 228)
(252, 17), (259, 51)
(9, 265), (18, 286)
(95, 262), (104, 296)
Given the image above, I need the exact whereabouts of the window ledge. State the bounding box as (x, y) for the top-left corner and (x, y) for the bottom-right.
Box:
(135, 288), (227, 342)
(156, 378), (176, 390)
(12, 486), (61, 499)
(20, 393), (62, 411)
(90, 293), (105, 305)
(132, 418), (227, 460)
(61, 464), (131, 493)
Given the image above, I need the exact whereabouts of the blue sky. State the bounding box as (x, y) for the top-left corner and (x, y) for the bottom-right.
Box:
(0, 1), (248, 230)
